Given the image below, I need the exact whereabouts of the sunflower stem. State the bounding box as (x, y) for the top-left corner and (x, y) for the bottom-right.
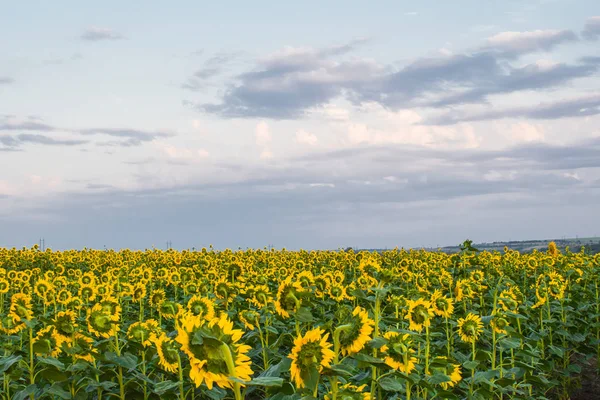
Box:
(29, 326), (35, 400)
(219, 342), (242, 400)
(331, 324), (353, 400)
(176, 352), (185, 400)
(370, 282), (383, 400)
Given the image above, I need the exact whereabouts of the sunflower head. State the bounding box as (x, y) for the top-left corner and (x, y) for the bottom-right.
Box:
(380, 332), (417, 374)
(405, 299), (434, 332)
(337, 306), (374, 356)
(87, 303), (119, 339)
(490, 313), (509, 335)
(10, 293), (34, 322)
(54, 310), (77, 339)
(289, 327), (335, 390)
(457, 313), (484, 343)
(153, 332), (180, 373)
(127, 321), (154, 347)
(187, 295), (216, 320)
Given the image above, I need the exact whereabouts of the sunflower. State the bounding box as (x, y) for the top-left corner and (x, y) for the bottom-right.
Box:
(275, 277), (303, 318)
(153, 332), (180, 373)
(149, 288), (166, 307)
(337, 306), (374, 356)
(457, 313), (483, 343)
(490, 313), (509, 335)
(249, 285), (272, 308)
(33, 325), (64, 357)
(405, 299), (434, 332)
(53, 310), (77, 342)
(325, 383), (370, 400)
(0, 314), (25, 335)
(289, 327), (335, 389)
(10, 292), (34, 321)
(380, 332), (417, 374)
(159, 300), (179, 320)
(329, 284), (349, 302)
(498, 289), (519, 312)
(66, 296), (84, 311)
(430, 290), (454, 318)
(127, 321), (154, 347)
(239, 310), (259, 331)
(79, 284), (97, 302)
(87, 303), (119, 339)
(429, 358), (462, 390)
(176, 313), (253, 390)
(187, 295), (216, 320)
(69, 333), (97, 363)
(0, 278), (9, 294)
(132, 282), (147, 302)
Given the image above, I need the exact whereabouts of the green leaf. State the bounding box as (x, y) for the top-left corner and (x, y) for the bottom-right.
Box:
(378, 376), (405, 391)
(111, 352), (138, 370)
(368, 337), (386, 349)
(295, 307), (314, 323)
(153, 380), (181, 395)
(37, 357), (65, 370)
(463, 360), (479, 370)
(352, 353), (387, 366)
(245, 377), (285, 387)
(427, 372), (452, 385)
(0, 355), (22, 372)
(45, 383), (72, 399)
(13, 385), (39, 400)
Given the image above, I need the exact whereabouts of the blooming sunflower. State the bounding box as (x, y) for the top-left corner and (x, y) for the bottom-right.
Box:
(69, 333), (97, 363)
(405, 298), (434, 332)
(325, 383), (370, 400)
(87, 303), (119, 339)
(0, 314), (25, 335)
(153, 332), (180, 373)
(380, 332), (417, 374)
(239, 310), (259, 331)
(430, 290), (454, 318)
(337, 306), (374, 356)
(10, 292), (34, 321)
(275, 277), (303, 318)
(176, 313), (253, 390)
(127, 321), (154, 348)
(53, 310), (77, 343)
(289, 327), (335, 389)
(456, 313), (484, 343)
(187, 295), (216, 320)
(33, 325), (64, 357)
(0, 277), (9, 294)
(149, 288), (166, 307)
(429, 358), (462, 390)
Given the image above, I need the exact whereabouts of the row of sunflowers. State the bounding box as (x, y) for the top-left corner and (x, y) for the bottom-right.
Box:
(0, 242), (598, 399)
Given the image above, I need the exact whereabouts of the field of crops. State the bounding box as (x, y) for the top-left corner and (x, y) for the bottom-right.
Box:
(0, 243), (598, 400)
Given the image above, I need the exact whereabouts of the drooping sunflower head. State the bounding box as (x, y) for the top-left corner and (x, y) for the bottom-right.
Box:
(250, 285), (271, 308)
(127, 321), (153, 347)
(149, 288), (166, 307)
(430, 290), (454, 318)
(337, 306), (374, 356)
(33, 325), (64, 357)
(490, 313), (509, 335)
(0, 278), (9, 294)
(457, 313), (484, 343)
(275, 277), (302, 318)
(380, 331), (417, 374)
(10, 292), (34, 322)
(79, 284), (97, 302)
(0, 314), (25, 335)
(405, 299), (434, 332)
(239, 310), (259, 331)
(429, 357), (462, 390)
(159, 300), (178, 320)
(53, 310), (77, 340)
(187, 295), (216, 320)
(329, 284), (348, 302)
(153, 332), (180, 373)
(325, 383), (370, 400)
(175, 313), (253, 390)
(87, 303), (119, 339)
(34, 278), (54, 299)
(498, 289), (519, 312)
(289, 327), (335, 389)
(69, 333), (97, 363)
(132, 283), (147, 302)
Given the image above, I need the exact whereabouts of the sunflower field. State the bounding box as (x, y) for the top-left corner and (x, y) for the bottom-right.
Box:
(0, 242), (599, 400)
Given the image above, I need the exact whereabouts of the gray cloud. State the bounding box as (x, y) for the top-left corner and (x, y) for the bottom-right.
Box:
(480, 29), (578, 58)
(78, 128), (174, 141)
(0, 133), (88, 150)
(193, 26), (595, 119)
(428, 93), (600, 124)
(0, 119), (55, 132)
(0, 77), (14, 84)
(582, 16), (600, 41)
(81, 27), (124, 41)
(3, 137), (599, 249)
(182, 51), (245, 91)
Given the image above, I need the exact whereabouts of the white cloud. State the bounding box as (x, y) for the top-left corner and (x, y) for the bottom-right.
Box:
(295, 129), (318, 146)
(255, 121), (271, 146)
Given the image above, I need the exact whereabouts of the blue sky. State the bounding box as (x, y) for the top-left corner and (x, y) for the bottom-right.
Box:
(1, 1), (600, 250)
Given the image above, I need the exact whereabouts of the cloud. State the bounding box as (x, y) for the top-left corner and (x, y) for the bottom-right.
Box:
(182, 51), (243, 91)
(582, 16), (600, 41)
(429, 93), (600, 124)
(81, 27), (124, 41)
(193, 26), (594, 119)
(255, 121), (271, 146)
(295, 129), (318, 145)
(481, 29), (578, 57)
(0, 133), (88, 150)
(78, 128), (174, 146)
(0, 77), (14, 85)
(0, 116), (55, 132)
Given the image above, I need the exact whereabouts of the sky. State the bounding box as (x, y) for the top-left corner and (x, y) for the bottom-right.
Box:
(1, 1), (600, 250)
